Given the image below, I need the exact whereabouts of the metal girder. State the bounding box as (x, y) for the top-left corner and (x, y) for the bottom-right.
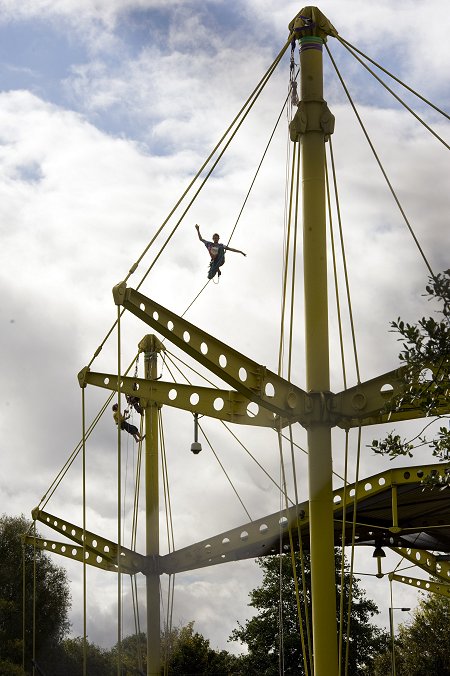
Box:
(78, 370), (287, 428)
(112, 283), (309, 422)
(333, 368), (450, 428)
(22, 536), (138, 575)
(391, 546), (450, 584)
(389, 573), (450, 598)
(107, 284), (449, 431)
(333, 368), (406, 427)
(32, 509), (147, 575)
(159, 505), (308, 574)
(28, 464), (450, 577)
(159, 463), (450, 573)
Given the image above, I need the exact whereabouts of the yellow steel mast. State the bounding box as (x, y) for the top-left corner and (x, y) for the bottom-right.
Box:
(289, 9), (338, 674)
(139, 335), (165, 676)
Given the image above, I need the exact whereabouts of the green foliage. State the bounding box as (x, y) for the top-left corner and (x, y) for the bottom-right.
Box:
(372, 593), (450, 676)
(0, 659), (26, 676)
(108, 623), (241, 675)
(109, 631), (146, 674)
(44, 637), (114, 676)
(369, 271), (450, 462)
(0, 514), (71, 673)
(230, 551), (388, 675)
(161, 621), (241, 675)
(370, 432), (414, 460)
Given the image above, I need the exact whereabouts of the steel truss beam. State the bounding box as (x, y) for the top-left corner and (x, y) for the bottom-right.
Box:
(391, 546), (450, 584)
(389, 573), (450, 598)
(77, 284), (450, 430)
(27, 508), (147, 575)
(78, 371), (286, 428)
(27, 464), (449, 576)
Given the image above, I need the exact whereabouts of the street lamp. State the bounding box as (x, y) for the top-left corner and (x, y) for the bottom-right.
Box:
(389, 606), (410, 676)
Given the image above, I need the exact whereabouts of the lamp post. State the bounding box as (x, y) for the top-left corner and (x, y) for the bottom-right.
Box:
(389, 607), (410, 676)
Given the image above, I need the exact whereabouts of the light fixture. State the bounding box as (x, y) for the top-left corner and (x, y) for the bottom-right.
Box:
(191, 412), (202, 454)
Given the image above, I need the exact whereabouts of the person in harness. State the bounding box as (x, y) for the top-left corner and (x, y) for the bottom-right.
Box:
(112, 403), (144, 443)
(195, 224), (246, 279)
(126, 383), (143, 415)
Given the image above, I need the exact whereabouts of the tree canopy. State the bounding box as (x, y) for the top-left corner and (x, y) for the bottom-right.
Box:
(230, 550), (388, 675)
(372, 592), (450, 676)
(108, 623), (241, 675)
(0, 514), (71, 674)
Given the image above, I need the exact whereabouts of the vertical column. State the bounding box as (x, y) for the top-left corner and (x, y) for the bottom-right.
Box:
(140, 335), (162, 676)
(299, 36), (338, 675)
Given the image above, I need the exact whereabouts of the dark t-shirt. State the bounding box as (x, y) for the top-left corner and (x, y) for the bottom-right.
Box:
(201, 239), (228, 259)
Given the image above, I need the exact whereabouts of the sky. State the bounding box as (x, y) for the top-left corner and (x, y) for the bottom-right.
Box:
(0, 0), (449, 660)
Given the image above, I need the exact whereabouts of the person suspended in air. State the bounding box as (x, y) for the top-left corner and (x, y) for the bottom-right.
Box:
(195, 224), (246, 279)
(126, 383), (143, 415)
(112, 403), (144, 443)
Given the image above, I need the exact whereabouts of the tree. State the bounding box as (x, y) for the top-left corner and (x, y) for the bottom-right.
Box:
(109, 632), (146, 675)
(44, 637), (114, 676)
(372, 593), (450, 676)
(0, 514), (71, 674)
(370, 271), (450, 464)
(109, 623), (241, 675)
(230, 551), (388, 675)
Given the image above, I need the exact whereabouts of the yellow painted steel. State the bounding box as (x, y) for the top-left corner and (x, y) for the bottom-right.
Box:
(112, 282), (309, 420)
(389, 573), (450, 598)
(392, 547), (450, 583)
(296, 33), (338, 676)
(28, 508), (147, 574)
(79, 359), (450, 430)
(139, 335), (163, 676)
(29, 462), (448, 577)
(79, 370), (293, 428)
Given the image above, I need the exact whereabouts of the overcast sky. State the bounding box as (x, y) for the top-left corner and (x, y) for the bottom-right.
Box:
(1, 0), (449, 658)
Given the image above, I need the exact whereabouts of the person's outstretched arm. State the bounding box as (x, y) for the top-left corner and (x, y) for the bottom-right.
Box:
(195, 224), (203, 241)
(225, 245), (246, 256)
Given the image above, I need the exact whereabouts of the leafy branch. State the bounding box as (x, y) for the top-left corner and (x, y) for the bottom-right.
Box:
(368, 271), (450, 462)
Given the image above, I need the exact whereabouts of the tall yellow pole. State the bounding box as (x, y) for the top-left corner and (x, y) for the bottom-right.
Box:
(140, 335), (162, 676)
(291, 31), (338, 675)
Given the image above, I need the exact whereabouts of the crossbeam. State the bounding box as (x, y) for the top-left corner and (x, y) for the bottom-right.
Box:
(79, 371), (287, 428)
(31, 508), (147, 575)
(389, 572), (450, 598)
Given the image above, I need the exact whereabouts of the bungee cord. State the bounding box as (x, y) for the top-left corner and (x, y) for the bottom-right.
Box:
(343, 426), (362, 676)
(116, 305), (123, 676)
(337, 35), (450, 122)
(81, 386), (88, 676)
(85, 34), (295, 372)
(326, 42), (436, 280)
(162, 348), (300, 504)
(327, 137), (362, 384)
(337, 38), (449, 150)
(198, 420), (252, 522)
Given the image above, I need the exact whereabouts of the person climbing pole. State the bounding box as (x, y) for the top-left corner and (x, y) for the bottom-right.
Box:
(195, 224), (246, 279)
(112, 403), (144, 442)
